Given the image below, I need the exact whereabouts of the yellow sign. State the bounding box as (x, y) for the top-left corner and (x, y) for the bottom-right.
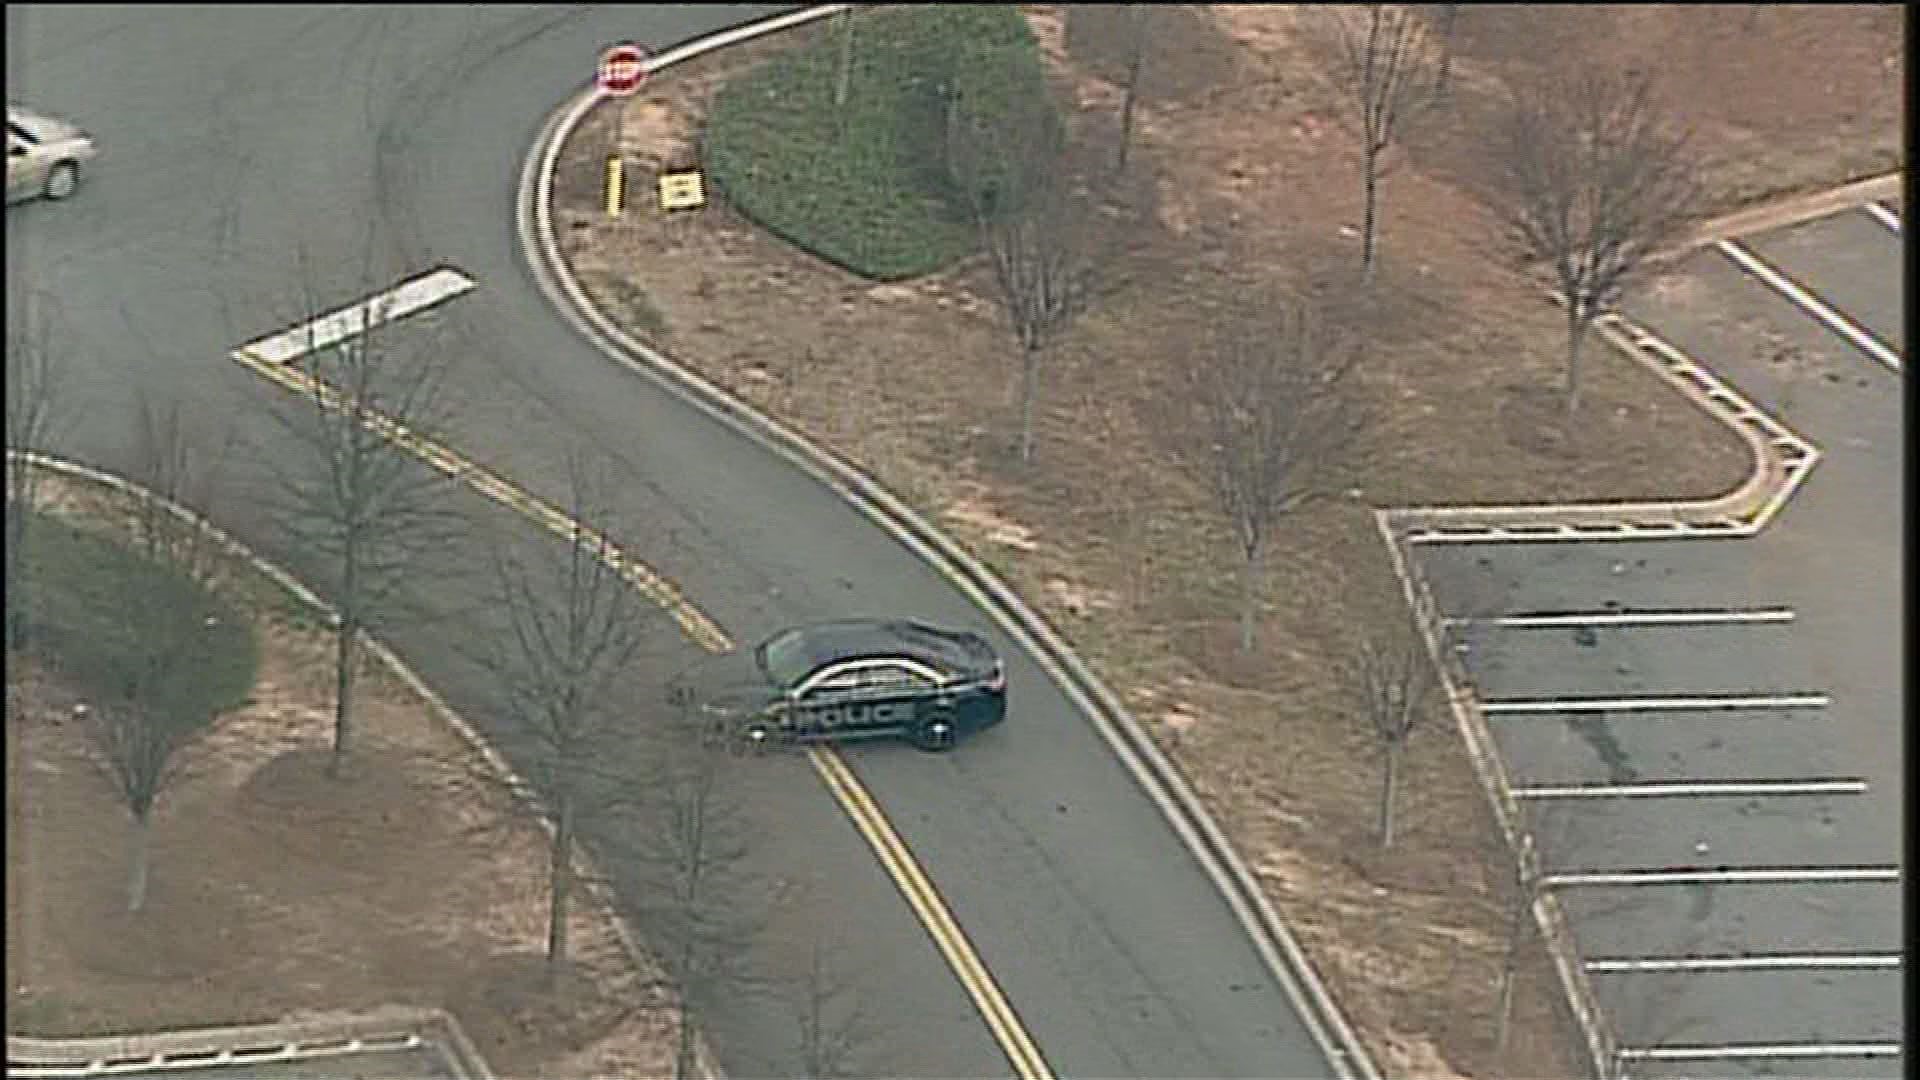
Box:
(658, 170), (706, 211)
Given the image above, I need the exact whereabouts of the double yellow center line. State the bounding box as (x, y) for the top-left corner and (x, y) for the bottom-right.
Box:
(230, 303), (1052, 1079)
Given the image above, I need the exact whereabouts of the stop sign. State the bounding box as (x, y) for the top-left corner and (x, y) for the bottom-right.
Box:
(598, 43), (649, 96)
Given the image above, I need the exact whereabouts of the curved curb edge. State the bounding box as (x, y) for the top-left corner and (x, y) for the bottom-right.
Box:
(5, 451), (699, 1080)
(518, 9), (1379, 1080)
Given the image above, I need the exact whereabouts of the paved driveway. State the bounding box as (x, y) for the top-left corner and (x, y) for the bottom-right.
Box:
(1412, 203), (1903, 1079)
(7, 8), (1341, 1078)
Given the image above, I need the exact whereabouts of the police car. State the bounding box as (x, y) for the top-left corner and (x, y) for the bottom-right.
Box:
(668, 618), (1007, 752)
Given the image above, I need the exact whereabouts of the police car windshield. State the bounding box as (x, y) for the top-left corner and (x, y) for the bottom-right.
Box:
(756, 628), (814, 689)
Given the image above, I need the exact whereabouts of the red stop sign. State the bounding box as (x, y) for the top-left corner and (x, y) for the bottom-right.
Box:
(598, 43), (649, 96)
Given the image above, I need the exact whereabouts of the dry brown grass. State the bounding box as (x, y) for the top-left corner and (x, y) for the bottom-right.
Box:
(5, 473), (679, 1079)
(551, 5), (1896, 1077)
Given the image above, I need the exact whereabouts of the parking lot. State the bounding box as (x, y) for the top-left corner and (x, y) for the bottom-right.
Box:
(1412, 200), (1903, 1079)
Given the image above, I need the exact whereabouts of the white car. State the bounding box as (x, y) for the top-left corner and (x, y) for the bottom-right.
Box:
(7, 105), (97, 204)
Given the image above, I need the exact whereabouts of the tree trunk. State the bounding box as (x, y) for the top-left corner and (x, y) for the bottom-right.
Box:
(1238, 542), (1263, 654)
(329, 541), (360, 778)
(546, 791), (575, 985)
(1378, 741), (1401, 848)
(1493, 884), (1529, 1055)
(1116, 22), (1145, 174)
(1361, 145), (1380, 276)
(834, 11), (854, 110)
(5, 518), (28, 649)
(126, 813), (153, 913)
(674, 941), (700, 1080)
(1018, 344), (1041, 464)
(1564, 299), (1586, 417)
(1436, 6), (1457, 94)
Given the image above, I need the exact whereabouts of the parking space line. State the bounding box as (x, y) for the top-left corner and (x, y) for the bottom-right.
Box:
(1863, 200), (1901, 234)
(1617, 1042), (1903, 1063)
(1482, 693), (1829, 714)
(1513, 779), (1866, 799)
(1545, 866), (1900, 887)
(1443, 608), (1794, 629)
(1716, 238), (1903, 373)
(239, 267), (478, 366)
(1587, 953), (1900, 973)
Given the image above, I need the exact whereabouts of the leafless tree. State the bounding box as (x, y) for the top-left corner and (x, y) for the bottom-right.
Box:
(127, 394), (237, 589)
(259, 239), (462, 778)
(5, 288), (70, 650)
(953, 89), (1092, 465)
(635, 704), (766, 1080)
(1179, 290), (1371, 653)
(791, 934), (874, 1080)
(1324, 4), (1445, 277)
(1100, 5), (1157, 175)
(1433, 5), (1459, 94)
(469, 454), (659, 986)
(1342, 607), (1437, 847)
(1486, 67), (1703, 415)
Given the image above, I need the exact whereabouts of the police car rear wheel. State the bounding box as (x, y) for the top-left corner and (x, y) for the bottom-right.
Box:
(912, 710), (957, 752)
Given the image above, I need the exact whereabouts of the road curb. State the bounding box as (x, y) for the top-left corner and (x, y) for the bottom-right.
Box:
(519, 8), (1380, 1080)
(6, 1006), (492, 1080)
(5, 452), (678, 1080)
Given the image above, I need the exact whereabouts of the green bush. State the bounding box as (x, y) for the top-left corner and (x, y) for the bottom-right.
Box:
(704, 6), (1059, 281)
(19, 510), (257, 727)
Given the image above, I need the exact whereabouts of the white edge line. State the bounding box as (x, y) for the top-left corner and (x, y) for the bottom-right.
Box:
(1482, 694), (1830, 713)
(1513, 779), (1866, 799)
(1586, 954), (1900, 973)
(1862, 200), (1901, 234)
(1545, 867), (1900, 887)
(1617, 1042), (1903, 1062)
(521, 8), (1377, 1080)
(1442, 609), (1795, 628)
(1715, 238), (1902, 373)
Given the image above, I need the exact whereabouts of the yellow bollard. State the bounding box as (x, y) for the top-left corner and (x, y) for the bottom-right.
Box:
(605, 155), (624, 218)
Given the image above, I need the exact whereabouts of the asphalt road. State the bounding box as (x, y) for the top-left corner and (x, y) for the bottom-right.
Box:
(8, 7), (1339, 1078)
(1413, 203), (1903, 1079)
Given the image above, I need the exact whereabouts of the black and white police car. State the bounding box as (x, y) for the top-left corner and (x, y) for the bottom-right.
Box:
(668, 618), (1007, 752)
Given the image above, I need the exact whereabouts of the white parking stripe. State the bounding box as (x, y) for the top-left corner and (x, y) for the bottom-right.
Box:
(1513, 779), (1866, 799)
(1444, 608), (1794, 628)
(1587, 953), (1901, 973)
(1862, 200), (1901, 234)
(240, 267), (478, 366)
(1716, 239), (1903, 373)
(1545, 866), (1900, 887)
(1482, 693), (1829, 714)
(1617, 1042), (1903, 1062)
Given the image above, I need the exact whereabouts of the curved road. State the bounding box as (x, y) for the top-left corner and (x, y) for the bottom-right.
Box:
(8, 8), (1339, 1078)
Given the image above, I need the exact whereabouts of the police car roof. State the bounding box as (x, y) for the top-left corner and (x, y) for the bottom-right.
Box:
(785, 618), (982, 672)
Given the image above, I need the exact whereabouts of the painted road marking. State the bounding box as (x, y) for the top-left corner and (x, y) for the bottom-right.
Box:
(1481, 693), (1830, 714)
(810, 747), (1054, 1080)
(1616, 1041), (1903, 1062)
(232, 289), (1053, 1078)
(1587, 953), (1900, 974)
(240, 267), (478, 366)
(1444, 608), (1795, 629)
(1545, 866), (1900, 888)
(1716, 238), (1903, 373)
(1513, 779), (1867, 799)
(1863, 200), (1901, 234)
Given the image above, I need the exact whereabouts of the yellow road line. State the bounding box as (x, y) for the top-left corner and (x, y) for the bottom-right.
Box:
(230, 345), (731, 654)
(809, 746), (1054, 1080)
(231, 340), (1051, 1077)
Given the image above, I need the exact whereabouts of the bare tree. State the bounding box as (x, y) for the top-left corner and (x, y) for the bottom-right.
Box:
(259, 240), (461, 778)
(470, 454), (658, 986)
(1434, 5), (1459, 95)
(1324, 4), (1444, 278)
(1343, 608), (1437, 847)
(127, 394), (237, 589)
(1486, 67), (1702, 415)
(1179, 290), (1370, 653)
(5, 288), (69, 650)
(1112, 6), (1155, 175)
(636, 705), (766, 1080)
(791, 934), (874, 1080)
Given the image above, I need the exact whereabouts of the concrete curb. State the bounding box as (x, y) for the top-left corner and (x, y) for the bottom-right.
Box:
(1680, 170), (1902, 256)
(6, 1005), (492, 1080)
(4, 452), (669, 1080)
(520, 8), (1380, 1080)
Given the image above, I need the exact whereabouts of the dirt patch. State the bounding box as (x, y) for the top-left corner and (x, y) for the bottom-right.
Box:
(554, 5), (1897, 1078)
(6, 472), (676, 1079)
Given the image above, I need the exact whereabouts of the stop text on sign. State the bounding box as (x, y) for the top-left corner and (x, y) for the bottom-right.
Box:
(598, 43), (649, 96)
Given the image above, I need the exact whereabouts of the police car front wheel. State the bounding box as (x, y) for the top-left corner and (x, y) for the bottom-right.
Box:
(911, 710), (957, 752)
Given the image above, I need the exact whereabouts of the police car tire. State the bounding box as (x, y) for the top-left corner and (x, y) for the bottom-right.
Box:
(912, 709), (957, 752)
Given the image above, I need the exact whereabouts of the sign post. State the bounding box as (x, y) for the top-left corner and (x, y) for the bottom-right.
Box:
(598, 43), (650, 217)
